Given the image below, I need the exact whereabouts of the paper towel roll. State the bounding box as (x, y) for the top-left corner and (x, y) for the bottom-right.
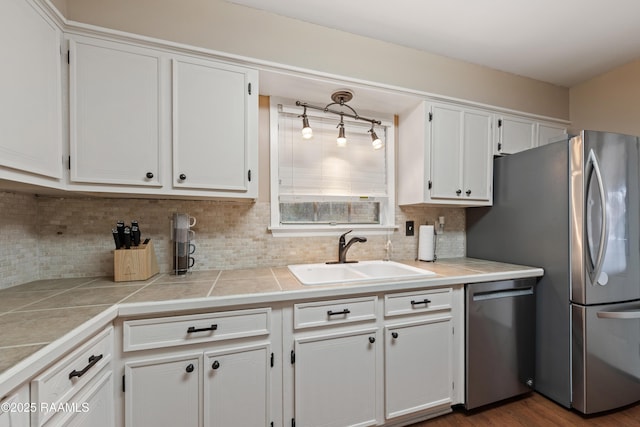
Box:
(418, 225), (435, 261)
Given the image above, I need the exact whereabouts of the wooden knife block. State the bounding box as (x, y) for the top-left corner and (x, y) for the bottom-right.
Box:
(113, 240), (159, 282)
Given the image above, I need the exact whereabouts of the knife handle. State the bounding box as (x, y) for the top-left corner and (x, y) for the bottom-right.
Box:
(123, 227), (131, 249)
(112, 229), (122, 249)
(131, 225), (141, 246)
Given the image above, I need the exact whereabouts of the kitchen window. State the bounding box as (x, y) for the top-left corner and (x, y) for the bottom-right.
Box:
(269, 99), (395, 236)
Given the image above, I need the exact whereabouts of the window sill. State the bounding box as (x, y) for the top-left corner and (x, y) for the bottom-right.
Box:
(268, 224), (399, 238)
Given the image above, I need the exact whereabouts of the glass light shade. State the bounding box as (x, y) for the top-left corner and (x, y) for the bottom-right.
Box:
(336, 125), (347, 147)
(301, 116), (313, 139)
(370, 130), (383, 150)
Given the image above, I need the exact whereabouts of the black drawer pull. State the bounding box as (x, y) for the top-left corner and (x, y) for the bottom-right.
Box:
(212, 360), (220, 370)
(69, 354), (103, 380)
(410, 299), (431, 306)
(186, 364), (195, 373)
(327, 309), (351, 317)
(391, 332), (399, 339)
(369, 336), (376, 344)
(187, 324), (218, 333)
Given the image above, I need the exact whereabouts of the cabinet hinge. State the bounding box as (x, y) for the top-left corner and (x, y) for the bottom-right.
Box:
(122, 375), (125, 393)
(291, 418), (296, 427)
(270, 423), (274, 427)
(452, 381), (455, 390)
(428, 180), (432, 190)
(68, 156), (71, 170)
(67, 50), (70, 65)
(247, 169), (252, 182)
(248, 82), (252, 95)
(498, 119), (502, 128)
(428, 112), (433, 122)
(452, 326), (454, 335)
(290, 350), (295, 364)
(270, 352), (274, 368)
(498, 142), (502, 152)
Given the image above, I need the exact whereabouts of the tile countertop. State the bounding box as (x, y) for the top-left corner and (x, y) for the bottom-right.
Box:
(0, 257), (543, 397)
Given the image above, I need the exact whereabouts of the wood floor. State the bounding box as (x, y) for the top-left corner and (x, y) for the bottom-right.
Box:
(410, 392), (640, 426)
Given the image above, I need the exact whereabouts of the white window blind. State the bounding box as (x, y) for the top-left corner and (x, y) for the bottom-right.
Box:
(278, 109), (388, 198)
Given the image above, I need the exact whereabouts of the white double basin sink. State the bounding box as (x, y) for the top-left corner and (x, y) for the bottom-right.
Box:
(288, 260), (436, 286)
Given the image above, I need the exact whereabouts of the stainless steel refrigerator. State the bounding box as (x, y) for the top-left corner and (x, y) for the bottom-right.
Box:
(467, 130), (640, 414)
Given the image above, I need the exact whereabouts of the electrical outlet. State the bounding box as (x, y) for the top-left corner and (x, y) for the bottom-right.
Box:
(405, 221), (415, 236)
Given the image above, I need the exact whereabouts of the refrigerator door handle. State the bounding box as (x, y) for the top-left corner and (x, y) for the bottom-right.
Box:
(597, 308), (640, 319)
(586, 149), (609, 286)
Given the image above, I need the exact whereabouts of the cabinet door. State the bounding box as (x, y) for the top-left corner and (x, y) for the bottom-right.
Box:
(0, 0), (62, 179)
(429, 104), (462, 199)
(385, 317), (452, 419)
(124, 353), (202, 427)
(69, 36), (161, 186)
(0, 383), (29, 427)
(294, 329), (379, 427)
(48, 371), (114, 427)
(496, 115), (536, 154)
(172, 57), (257, 193)
(537, 122), (567, 146)
(204, 344), (270, 427)
(462, 109), (493, 201)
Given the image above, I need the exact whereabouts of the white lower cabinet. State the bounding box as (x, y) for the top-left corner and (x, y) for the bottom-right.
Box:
(294, 328), (379, 427)
(50, 370), (115, 427)
(120, 307), (273, 427)
(384, 317), (452, 419)
(204, 344), (271, 427)
(124, 353), (202, 427)
(31, 326), (114, 427)
(0, 383), (30, 427)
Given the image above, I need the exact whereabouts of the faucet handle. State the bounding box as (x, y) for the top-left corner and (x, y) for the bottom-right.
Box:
(339, 230), (353, 244)
(340, 229), (353, 238)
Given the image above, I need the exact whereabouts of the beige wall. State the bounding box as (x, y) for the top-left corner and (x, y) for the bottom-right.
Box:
(569, 59), (640, 136)
(63, 0), (569, 120)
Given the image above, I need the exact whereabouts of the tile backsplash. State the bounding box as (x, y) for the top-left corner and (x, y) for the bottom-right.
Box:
(1, 191), (465, 289)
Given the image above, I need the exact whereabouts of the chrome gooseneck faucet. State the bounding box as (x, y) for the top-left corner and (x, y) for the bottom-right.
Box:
(328, 230), (367, 264)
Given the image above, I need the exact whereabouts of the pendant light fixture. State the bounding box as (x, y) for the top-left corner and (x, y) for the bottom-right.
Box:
(336, 114), (347, 147)
(300, 106), (313, 140)
(296, 90), (383, 149)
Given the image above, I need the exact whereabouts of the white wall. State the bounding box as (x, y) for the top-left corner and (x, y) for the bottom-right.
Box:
(570, 59), (640, 136)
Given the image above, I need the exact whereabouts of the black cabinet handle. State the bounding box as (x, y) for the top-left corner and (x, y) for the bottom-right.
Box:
(179, 173), (187, 181)
(327, 309), (351, 317)
(69, 354), (103, 379)
(391, 332), (399, 339)
(186, 364), (195, 373)
(187, 324), (218, 333)
(411, 299), (431, 306)
(212, 360), (220, 370)
(466, 189), (472, 196)
(456, 189), (462, 195)
(368, 336), (376, 344)
(146, 172), (154, 179)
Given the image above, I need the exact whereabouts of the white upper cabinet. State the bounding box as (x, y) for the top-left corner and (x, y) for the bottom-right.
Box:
(537, 121), (567, 146)
(172, 56), (257, 195)
(66, 34), (258, 199)
(0, 0), (62, 181)
(69, 36), (162, 186)
(398, 101), (493, 206)
(495, 114), (536, 154)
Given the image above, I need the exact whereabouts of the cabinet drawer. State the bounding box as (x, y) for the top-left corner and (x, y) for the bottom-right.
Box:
(385, 288), (452, 317)
(294, 296), (377, 329)
(122, 308), (271, 352)
(31, 326), (113, 427)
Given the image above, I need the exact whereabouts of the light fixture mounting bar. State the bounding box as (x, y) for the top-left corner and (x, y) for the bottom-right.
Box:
(295, 100), (382, 126)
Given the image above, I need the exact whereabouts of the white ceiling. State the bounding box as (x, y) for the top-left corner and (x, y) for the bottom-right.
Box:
(227, 0), (640, 88)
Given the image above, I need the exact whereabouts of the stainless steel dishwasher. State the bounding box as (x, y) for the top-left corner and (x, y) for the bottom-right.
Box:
(465, 278), (536, 410)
